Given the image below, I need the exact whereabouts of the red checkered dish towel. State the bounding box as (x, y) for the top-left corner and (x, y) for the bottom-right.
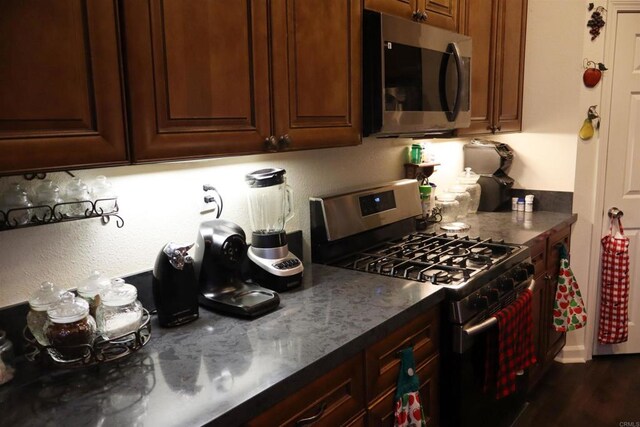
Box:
(598, 217), (631, 344)
(484, 289), (536, 399)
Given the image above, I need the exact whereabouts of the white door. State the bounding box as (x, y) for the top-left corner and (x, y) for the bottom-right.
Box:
(593, 11), (640, 355)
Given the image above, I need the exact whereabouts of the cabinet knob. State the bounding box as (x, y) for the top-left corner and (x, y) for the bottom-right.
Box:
(412, 10), (422, 21)
(264, 136), (278, 152)
(279, 134), (292, 150)
(420, 11), (429, 21)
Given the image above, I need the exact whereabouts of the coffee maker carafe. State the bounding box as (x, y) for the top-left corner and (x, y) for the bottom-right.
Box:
(463, 139), (515, 211)
(245, 168), (303, 292)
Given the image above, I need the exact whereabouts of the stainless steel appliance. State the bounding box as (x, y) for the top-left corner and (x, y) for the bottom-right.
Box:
(363, 11), (472, 137)
(194, 219), (280, 317)
(245, 168), (303, 292)
(310, 179), (535, 427)
(152, 242), (199, 327)
(464, 139), (515, 212)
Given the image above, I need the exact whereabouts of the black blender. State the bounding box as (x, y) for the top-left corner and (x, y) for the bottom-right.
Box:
(245, 168), (303, 292)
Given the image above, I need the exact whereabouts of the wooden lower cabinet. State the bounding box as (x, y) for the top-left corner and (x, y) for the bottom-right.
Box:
(367, 355), (439, 427)
(248, 305), (440, 426)
(527, 223), (573, 391)
(247, 353), (366, 427)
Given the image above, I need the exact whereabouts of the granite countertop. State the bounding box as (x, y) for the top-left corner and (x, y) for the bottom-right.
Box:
(0, 211), (576, 426)
(430, 211), (577, 246)
(0, 264), (444, 427)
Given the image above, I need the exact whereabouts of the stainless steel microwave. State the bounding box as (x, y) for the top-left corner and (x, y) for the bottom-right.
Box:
(363, 11), (472, 138)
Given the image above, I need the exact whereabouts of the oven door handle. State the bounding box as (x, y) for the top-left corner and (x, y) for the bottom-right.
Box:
(463, 279), (536, 337)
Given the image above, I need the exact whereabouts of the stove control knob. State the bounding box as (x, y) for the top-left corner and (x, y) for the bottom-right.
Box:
(497, 277), (515, 291)
(512, 267), (529, 282)
(481, 288), (500, 304)
(470, 295), (489, 309)
(521, 262), (536, 276)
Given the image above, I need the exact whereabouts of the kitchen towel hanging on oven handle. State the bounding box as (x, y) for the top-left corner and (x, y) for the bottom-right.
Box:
(598, 215), (631, 344)
(553, 244), (587, 332)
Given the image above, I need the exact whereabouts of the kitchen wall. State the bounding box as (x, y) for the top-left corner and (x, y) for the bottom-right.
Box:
(0, 0), (588, 311)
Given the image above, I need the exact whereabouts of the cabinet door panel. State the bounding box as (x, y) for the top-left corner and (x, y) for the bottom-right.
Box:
(494, 0), (527, 132)
(0, 0), (127, 174)
(124, 0), (271, 161)
(421, 0), (459, 31)
(270, 0), (361, 150)
(367, 355), (439, 427)
(364, 0), (416, 21)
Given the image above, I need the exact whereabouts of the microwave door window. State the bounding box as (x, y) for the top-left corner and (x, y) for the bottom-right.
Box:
(383, 41), (467, 115)
(384, 42), (423, 112)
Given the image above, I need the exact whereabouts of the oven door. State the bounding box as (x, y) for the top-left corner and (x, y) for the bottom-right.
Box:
(442, 282), (533, 427)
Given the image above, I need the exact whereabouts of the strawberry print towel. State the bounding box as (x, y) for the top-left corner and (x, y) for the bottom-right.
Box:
(553, 244), (587, 332)
(394, 348), (426, 427)
(598, 217), (630, 344)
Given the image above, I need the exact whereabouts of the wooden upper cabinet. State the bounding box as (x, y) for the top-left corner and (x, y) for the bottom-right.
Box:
(364, 0), (415, 21)
(0, 0), (128, 175)
(420, 0), (460, 31)
(459, 0), (527, 136)
(123, 0), (271, 162)
(270, 0), (362, 150)
(364, 0), (461, 31)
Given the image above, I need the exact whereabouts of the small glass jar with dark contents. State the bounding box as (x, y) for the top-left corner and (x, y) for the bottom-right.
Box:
(26, 281), (64, 346)
(45, 292), (96, 361)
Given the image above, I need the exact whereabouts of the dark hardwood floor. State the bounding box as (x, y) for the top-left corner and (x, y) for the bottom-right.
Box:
(515, 354), (640, 427)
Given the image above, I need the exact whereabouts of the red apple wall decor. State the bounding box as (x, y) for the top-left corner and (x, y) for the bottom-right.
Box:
(583, 59), (608, 88)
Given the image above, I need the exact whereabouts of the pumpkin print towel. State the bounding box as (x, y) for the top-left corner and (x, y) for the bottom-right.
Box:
(553, 244), (587, 332)
(394, 348), (426, 427)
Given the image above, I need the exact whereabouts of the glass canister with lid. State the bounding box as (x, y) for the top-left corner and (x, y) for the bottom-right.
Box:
(44, 292), (96, 360)
(447, 185), (472, 218)
(77, 271), (111, 317)
(96, 278), (143, 339)
(0, 329), (15, 385)
(457, 167), (481, 214)
(27, 281), (65, 346)
(435, 193), (460, 223)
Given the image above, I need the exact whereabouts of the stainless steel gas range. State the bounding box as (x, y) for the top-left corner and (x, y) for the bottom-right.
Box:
(310, 179), (535, 427)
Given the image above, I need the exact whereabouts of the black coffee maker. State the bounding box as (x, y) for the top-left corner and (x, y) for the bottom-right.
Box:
(193, 219), (280, 317)
(152, 242), (199, 327)
(463, 139), (515, 211)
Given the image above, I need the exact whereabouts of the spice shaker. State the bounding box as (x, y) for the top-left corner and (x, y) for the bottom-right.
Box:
(27, 281), (65, 346)
(77, 271), (111, 317)
(45, 292), (96, 360)
(0, 330), (15, 385)
(96, 279), (143, 339)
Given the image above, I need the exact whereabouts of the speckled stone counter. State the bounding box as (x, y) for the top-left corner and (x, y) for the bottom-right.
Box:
(0, 264), (444, 427)
(0, 211), (576, 427)
(430, 211), (577, 246)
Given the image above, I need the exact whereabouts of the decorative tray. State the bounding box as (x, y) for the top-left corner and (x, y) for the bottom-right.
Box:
(24, 309), (151, 369)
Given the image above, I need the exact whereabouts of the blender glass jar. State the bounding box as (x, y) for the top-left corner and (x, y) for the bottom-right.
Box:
(244, 168), (293, 235)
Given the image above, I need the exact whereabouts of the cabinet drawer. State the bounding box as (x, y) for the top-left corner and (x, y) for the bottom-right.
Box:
(247, 353), (365, 427)
(367, 354), (439, 427)
(365, 306), (439, 402)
